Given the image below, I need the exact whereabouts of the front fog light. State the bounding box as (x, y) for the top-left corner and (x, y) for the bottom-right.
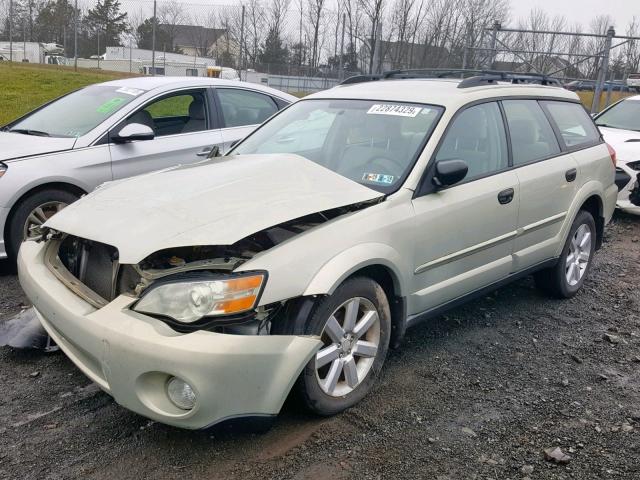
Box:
(166, 377), (197, 410)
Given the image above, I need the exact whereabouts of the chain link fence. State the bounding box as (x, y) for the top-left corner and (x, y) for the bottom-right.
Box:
(1, 0), (639, 101)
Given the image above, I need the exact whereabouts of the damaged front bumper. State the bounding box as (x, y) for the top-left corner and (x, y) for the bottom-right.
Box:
(18, 241), (322, 429)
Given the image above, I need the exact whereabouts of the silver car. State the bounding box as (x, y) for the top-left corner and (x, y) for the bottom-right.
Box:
(18, 74), (617, 429)
(0, 77), (295, 259)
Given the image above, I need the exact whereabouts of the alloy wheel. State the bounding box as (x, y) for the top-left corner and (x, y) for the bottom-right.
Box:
(23, 201), (68, 240)
(315, 297), (380, 397)
(565, 223), (592, 286)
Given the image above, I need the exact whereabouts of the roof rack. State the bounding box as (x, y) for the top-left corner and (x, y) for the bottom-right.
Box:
(339, 69), (562, 88)
(457, 71), (562, 88)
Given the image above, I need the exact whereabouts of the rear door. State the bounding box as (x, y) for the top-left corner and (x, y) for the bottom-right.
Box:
(109, 88), (223, 179)
(505, 99), (579, 270)
(214, 88), (281, 153)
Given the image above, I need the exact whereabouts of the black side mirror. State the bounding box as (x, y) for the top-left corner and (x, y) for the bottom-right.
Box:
(433, 159), (468, 187)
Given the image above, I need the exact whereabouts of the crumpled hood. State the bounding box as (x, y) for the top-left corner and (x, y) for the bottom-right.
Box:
(46, 154), (383, 264)
(599, 127), (640, 164)
(0, 132), (76, 161)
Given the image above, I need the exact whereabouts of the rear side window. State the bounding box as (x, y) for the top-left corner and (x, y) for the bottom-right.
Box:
(542, 101), (600, 148)
(502, 100), (560, 165)
(217, 88), (278, 128)
(435, 102), (508, 180)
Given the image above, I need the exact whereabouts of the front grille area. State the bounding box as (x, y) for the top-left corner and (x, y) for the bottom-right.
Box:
(57, 235), (120, 303)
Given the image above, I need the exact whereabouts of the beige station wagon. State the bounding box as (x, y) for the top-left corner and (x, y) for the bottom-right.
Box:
(18, 72), (618, 429)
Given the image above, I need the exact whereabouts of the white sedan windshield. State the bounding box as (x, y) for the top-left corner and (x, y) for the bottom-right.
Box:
(9, 85), (144, 138)
(231, 99), (443, 192)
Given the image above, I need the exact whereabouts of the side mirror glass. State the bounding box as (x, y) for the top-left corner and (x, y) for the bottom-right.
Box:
(433, 159), (468, 187)
(113, 123), (155, 143)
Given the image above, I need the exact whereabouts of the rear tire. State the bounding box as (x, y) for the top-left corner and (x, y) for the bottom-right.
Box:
(295, 277), (391, 416)
(7, 189), (78, 259)
(534, 210), (596, 298)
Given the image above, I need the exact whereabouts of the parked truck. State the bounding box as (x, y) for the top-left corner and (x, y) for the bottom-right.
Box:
(0, 42), (66, 65)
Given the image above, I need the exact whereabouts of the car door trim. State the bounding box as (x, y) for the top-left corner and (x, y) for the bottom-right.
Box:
(414, 229), (518, 274)
(414, 211), (566, 274)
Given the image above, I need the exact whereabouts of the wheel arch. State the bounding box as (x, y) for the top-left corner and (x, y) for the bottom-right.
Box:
(302, 243), (410, 348)
(4, 181), (87, 250)
(578, 193), (604, 250)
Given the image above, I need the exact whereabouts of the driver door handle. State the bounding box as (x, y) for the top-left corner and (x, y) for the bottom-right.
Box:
(498, 188), (515, 205)
(196, 147), (214, 157)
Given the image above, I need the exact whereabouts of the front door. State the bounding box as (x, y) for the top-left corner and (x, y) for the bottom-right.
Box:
(410, 101), (519, 315)
(109, 89), (223, 179)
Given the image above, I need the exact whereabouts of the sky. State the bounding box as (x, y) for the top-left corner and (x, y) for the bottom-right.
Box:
(510, 0), (639, 31)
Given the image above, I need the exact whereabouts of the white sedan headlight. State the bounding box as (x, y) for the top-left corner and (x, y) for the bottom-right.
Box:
(133, 273), (266, 323)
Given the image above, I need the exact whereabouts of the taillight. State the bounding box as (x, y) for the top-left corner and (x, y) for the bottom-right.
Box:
(606, 143), (617, 167)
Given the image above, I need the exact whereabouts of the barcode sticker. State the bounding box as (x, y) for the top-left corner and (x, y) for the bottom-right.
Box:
(367, 104), (422, 117)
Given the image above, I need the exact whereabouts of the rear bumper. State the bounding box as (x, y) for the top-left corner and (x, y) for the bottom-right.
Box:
(18, 240), (322, 429)
(0, 206), (9, 259)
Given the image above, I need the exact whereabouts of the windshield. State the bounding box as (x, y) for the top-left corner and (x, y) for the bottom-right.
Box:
(595, 98), (640, 131)
(231, 99), (443, 193)
(8, 85), (144, 138)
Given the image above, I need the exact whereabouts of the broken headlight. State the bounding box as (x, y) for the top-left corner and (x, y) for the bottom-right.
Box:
(132, 272), (266, 323)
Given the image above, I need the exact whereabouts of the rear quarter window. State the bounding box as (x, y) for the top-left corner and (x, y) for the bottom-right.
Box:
(541, 101), (601, 149)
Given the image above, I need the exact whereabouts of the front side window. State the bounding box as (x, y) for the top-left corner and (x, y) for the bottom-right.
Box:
(594, 98), (640, 132)
(543, 101), (600, 148)
(435, 102), (508, 180)
(231, 99), (443, 193)
(217, 88), (278, 128)
(502, 100), (560, 165)
(8, 85), (144, 138)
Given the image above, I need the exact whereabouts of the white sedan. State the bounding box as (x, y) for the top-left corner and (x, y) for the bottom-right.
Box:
(0, 77), (295, 260)
(594, 95), (640, 214)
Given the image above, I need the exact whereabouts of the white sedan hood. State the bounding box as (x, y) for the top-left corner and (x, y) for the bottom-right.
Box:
(0, 132), (76, 161)
(599, 126), (640, 164)
(46, 154), (383, 264)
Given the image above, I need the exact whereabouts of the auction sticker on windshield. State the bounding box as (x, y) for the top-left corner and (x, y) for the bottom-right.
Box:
(367, 104), (422, 117)
(116, 87), (145, 96)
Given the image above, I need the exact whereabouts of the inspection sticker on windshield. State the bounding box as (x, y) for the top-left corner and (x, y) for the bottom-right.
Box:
(363, 173), (395, 185)
(96, 97), (126, 114)
(367, 104), (421, 117)
(116, 87), (144, 96)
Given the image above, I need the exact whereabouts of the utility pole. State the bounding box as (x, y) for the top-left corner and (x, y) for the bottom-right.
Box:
(338, 13), (345, 80)
(74, 0), (78, 70)
(591, 26), (615, 114)
(151, 0), (157, 76)
(9, 0), (13, 62)
(239, 5), (245, 81)
(490, 21), (500, 70)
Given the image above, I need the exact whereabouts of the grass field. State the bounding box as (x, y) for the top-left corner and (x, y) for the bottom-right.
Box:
(0, 62), (135, 125)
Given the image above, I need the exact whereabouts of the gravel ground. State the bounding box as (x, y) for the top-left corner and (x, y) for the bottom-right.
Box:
(1, 212), (639, 480)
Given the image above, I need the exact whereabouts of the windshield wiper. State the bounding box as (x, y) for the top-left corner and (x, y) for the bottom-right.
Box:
(9, 128), (51, 137)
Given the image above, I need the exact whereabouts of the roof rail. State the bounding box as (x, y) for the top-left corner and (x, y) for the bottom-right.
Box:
(457, 72), (562, 88)
(340, 74), (384, 85)
(340, 69), (562, 88)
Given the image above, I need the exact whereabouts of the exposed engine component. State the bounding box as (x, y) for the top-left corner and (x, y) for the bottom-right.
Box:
(630, 173), (640, 207)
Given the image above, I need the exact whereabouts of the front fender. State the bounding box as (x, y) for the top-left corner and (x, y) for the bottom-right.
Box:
(303, 242), (409, 297)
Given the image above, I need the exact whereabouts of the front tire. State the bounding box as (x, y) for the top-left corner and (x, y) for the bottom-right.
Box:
(7, 189), (78, 259)
(534, 210), (596, 298)
(296, 277), (391, 416)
